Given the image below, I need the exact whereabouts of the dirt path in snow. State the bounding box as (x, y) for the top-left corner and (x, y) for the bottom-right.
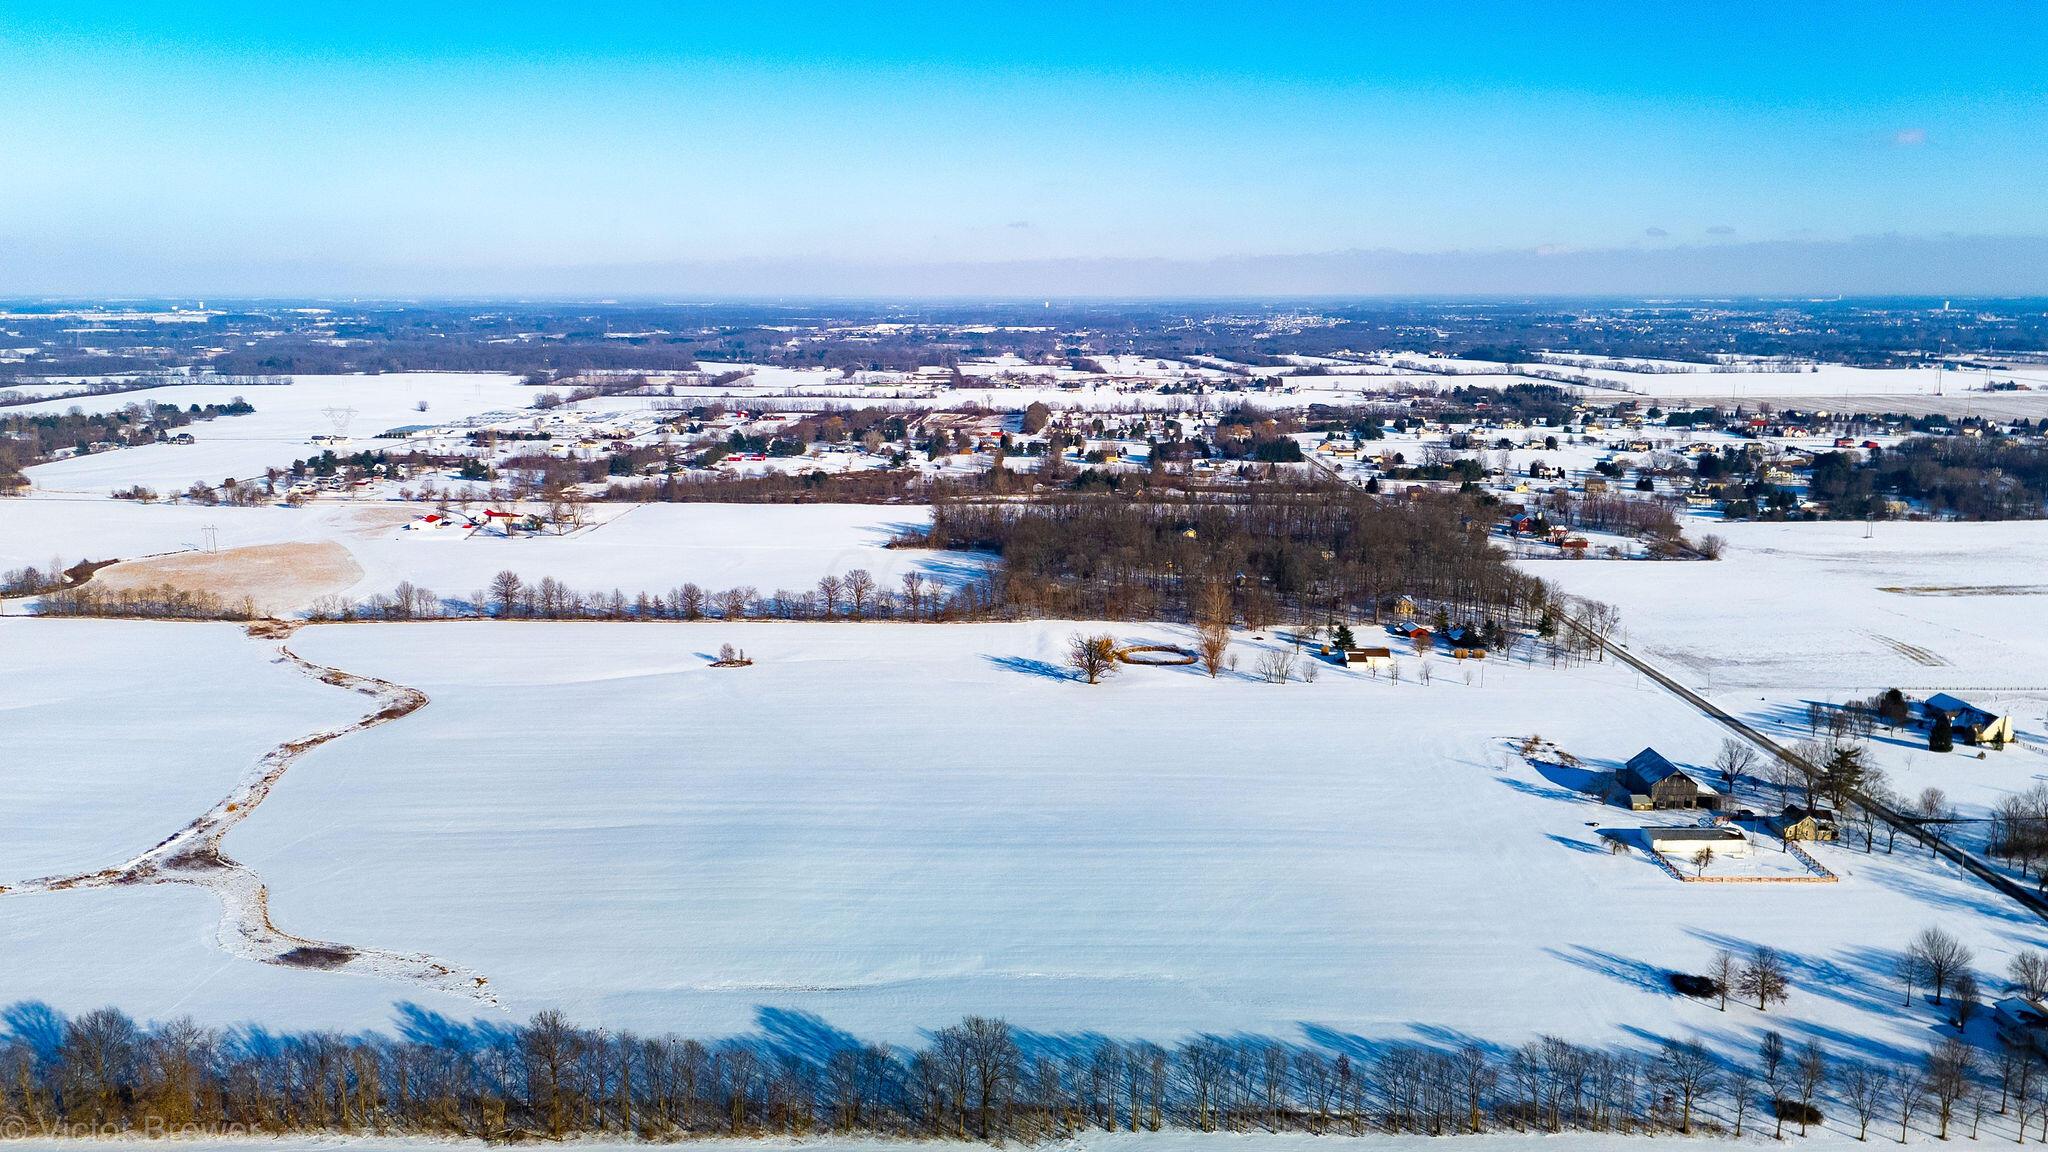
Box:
(0, 623), (497, 1005)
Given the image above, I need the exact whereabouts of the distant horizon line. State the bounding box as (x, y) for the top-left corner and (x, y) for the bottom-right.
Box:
(7, 234), (2048, 300)
(3, 292), (2047, 307)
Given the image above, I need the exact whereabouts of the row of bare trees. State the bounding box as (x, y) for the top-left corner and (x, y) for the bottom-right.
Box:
(0, 1005), (2012, 1143)
(299, 569), (1005, 625)
(1990, 783), (2048, 882)
(31, 582), (260, 621)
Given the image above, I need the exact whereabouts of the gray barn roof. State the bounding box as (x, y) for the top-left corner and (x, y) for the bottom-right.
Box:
(1627, 748), (1686, 786)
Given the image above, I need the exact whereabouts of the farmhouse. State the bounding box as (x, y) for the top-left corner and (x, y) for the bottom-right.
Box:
(1619, 748), (1721, 810)
(1773, 805), (1838, 842)
(1925, 693), (2015, 746)
(1645, 825), (1750, 859)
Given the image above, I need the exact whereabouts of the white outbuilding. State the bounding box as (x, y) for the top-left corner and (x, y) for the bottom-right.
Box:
(1645, 826), (1751, 860)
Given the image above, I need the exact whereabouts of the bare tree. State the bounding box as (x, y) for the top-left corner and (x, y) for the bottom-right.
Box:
(1956, 969), (1983, 1026)
(1068, 634), (1120, 685)
(1927, 1039), (1977, 1140)
(1738, 945), (1792, 1011)
(843, 569), (875, 619)
(1919, 787), (1954, 854)
(1910, 927), (1974, 1006)
(1196, 619), (1231, 679)
(1659, 1039), (1717, 1135)
(489, 569), (524, 617)
(1839, 1062), (1886, 1141)
(714, 586), (756, 620)
(2013, 951), (2048, 1002)
(1255, 647), (1295, 684)
(959, 1016), (1018, 1138)
(1195, 583), (1232, 678)
(1715, 738), (1760, 796)
(1795, 1041), (1828, 1137)
(1897, 945), (1930, 1007)
(1761, 1030), (1788, 1139)
(1708, 948), (1740, 1012)
(1898, 1065), (1926, 1144)
(899, 571), (926, 619)
(1728, 1061), (1758, 1137)
(677, 582), (706, 620)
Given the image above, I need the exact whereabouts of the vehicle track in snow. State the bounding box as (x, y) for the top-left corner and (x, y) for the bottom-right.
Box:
(0, 623), (497, 1005)
(1868, 632), (1951, 667)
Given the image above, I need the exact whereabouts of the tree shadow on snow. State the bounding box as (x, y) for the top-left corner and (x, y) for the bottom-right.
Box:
(756, 1006), (868, 1062)
(1546, 832), (1610, 856)
(1, 1001), (63, 1060)
(982, 654), (1071, 682)
(914, 555), (996, 589)
(390, 1002), (519, 1051)
(1544, 944), (1675, 997)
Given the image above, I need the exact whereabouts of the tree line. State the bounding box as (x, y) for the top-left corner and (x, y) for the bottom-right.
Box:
(922, 483), (1552, 629)
(0, 994), (2032, 1144)
(1806, 438), (2048, 521)
(0, 399), (255, 493)
(293, 569), (1005, 625)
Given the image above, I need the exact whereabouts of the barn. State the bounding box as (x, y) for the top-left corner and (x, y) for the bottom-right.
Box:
(1339, 646), (1394, 670)
(1620, 748), (1721, 810)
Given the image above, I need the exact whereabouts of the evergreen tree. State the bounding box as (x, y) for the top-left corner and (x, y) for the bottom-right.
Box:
(1930, 712), (1955, 753)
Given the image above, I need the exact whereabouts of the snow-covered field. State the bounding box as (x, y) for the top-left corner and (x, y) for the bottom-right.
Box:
(0, 617), (2036, 1069)
(0, 619), (363, 879)
(1538, 520), (2048, 696)
(0, 500), (972, 614)
(18, 374), (531, 495)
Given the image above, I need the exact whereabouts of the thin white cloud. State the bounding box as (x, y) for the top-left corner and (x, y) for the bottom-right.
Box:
(1894, 128), (1928, 146)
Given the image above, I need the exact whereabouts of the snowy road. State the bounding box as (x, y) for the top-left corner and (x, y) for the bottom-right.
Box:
(1573, 615), (2048, 927)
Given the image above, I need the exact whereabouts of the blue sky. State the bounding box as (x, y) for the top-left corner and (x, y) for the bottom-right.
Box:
(1, 2), (2044, 294)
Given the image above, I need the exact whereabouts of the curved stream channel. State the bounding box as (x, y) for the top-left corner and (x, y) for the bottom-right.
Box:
(0, 624), (496, 1005)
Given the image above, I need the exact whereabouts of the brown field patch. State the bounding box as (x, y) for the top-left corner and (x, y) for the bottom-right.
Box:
(1879, 584), (2048, 597)
(93, 541), (364, 616)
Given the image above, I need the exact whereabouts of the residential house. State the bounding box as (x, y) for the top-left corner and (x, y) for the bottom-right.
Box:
(1772, 805), (1838, 842)
(1997, 998), (2048, 1057)
(1925, 693), (2016, 746)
